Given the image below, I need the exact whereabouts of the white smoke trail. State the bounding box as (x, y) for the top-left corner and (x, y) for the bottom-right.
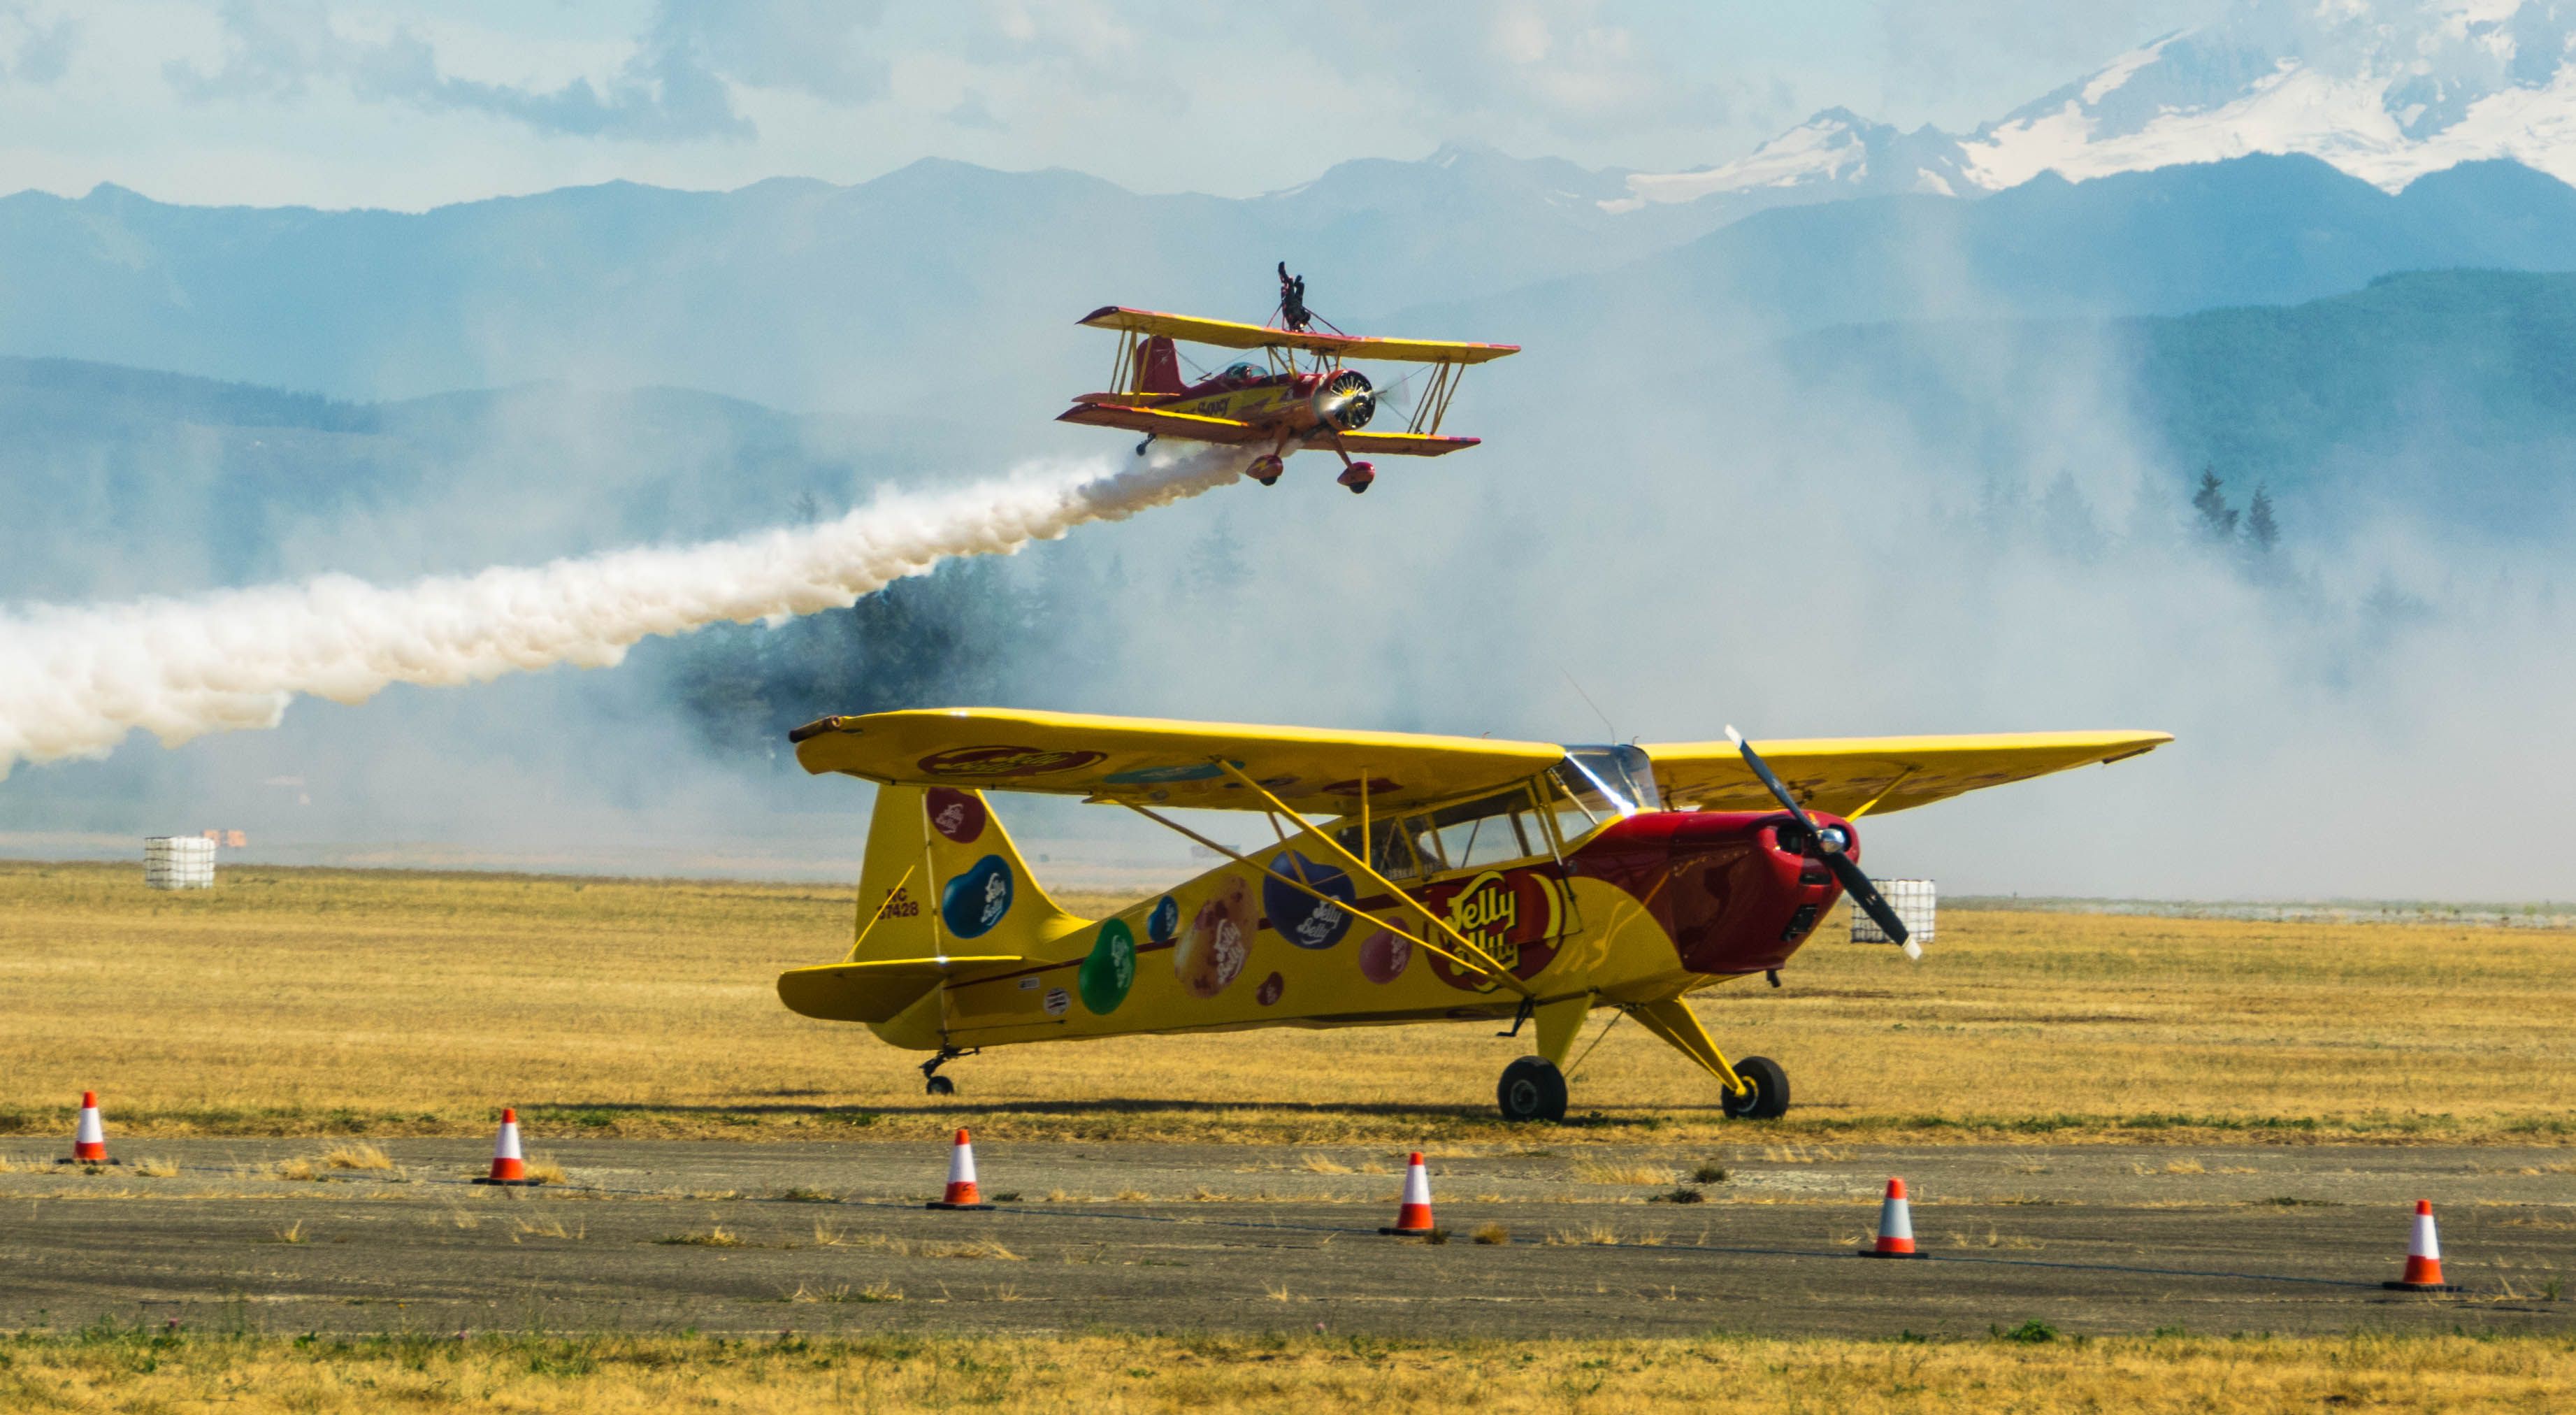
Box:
(0, 446), (1249, 780)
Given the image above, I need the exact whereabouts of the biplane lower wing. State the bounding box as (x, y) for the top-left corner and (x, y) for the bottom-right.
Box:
(1646, 731), (2173, 819)
(1332, 431), (1481, 457)
(1054, 403), (1265, 444)
(790, 708), (1563, 817)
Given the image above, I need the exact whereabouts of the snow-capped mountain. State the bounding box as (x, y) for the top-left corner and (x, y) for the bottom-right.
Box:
(1620, 0), (2576, 209)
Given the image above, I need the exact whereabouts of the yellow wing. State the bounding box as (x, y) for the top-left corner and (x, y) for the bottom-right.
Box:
(1335, 431), (1482, 457)
(1644, 731), (2173, 817)
(1078, 306), (1520, 366)
(1053, 402), (1265, 443)
(791, 708), (1562, 814)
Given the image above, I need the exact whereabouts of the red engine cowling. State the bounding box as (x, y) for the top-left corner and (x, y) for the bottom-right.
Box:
(1566, 811), (1851, 975)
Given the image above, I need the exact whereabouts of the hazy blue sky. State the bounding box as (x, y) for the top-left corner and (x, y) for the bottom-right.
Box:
(0, 1), (2225, 209)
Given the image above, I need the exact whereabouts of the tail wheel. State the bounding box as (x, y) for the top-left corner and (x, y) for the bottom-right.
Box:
(1496, 1056), (1568, 1123)
(1720, 1055), (1789, 1120)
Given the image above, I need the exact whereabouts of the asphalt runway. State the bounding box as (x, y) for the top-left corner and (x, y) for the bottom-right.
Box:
(3, 1140), (2569, 1338)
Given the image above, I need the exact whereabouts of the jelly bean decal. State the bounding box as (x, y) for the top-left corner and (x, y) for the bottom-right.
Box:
(1358, 928), (1412, 983)
(940, 854), (1014, 939)
(925, 788), (987, 844)
(1262, 850), (1355, 950)
(1146, 894), (1180, 945)
(1174, 875), (1253, 999)
(1079, 919), (1137, 1015)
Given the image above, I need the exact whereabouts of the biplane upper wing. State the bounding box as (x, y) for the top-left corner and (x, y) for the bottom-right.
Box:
(1053, 403), (1267, 444)
(1643, 731), (2173, 819)
(1079, 306), (1520, 365)
(791, 708), (1562, 816)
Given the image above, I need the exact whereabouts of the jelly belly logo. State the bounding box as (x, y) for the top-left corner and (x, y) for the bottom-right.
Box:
(918, 745), (1107, 779)
(925, 787), (988, 844)
(1424, 869), (1564, 992)
(940, 855), (1014, 939)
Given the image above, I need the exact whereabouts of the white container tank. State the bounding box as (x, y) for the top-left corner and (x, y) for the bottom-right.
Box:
(144, 836), (217, 890)
(1851, 879), (1934, 945)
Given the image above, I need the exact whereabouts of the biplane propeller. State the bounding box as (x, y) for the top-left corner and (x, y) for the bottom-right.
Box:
(777, 709), (2169, 1122)
(1056, 267), (1518, 494)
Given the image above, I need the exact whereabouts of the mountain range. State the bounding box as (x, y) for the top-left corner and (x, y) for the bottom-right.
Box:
(1620, 0), (2576, 215)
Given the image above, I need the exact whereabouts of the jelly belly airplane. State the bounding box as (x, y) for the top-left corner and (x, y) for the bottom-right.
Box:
(1055, 265), (1518, 494)
(779, 710), (2169, 1122)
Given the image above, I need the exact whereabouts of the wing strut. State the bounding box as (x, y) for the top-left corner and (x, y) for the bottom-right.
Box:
(1209, 759), (1535, 997)
(1116, 802), (1518, 990)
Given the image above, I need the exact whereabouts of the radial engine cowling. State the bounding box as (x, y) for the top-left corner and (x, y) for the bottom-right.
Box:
(1311, 369), (1375, 431)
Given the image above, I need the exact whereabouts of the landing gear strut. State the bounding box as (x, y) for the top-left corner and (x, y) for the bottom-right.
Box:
(921, 1048), (974, 1097)
(1495, 1056), (1569, 1123)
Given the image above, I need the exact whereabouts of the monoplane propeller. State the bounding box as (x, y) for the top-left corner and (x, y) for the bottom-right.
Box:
(1725, 726), (1920, 960)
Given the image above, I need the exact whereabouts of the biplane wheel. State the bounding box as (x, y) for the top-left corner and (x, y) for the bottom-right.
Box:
(1249, 454), (1284, 486)
(1336, 461), (1376, 494)
(925, 1075), (956, 1098)
(1720, 1056), (1789, 1121)
(1496, 1056), (1568, 1123)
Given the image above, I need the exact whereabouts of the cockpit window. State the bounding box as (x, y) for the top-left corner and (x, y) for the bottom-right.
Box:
(1219, 361), (1266, 385)
(1555, 745), (1661, 818)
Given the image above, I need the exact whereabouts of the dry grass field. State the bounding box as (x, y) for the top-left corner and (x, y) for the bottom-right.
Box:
(3, 861), (2572, 1147)
(4, 1329), (2571, 1413)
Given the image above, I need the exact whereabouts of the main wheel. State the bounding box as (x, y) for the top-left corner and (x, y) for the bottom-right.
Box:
(1496, 1056), (1569, 1123)
(925, 1075), (956, 1097)
(1720, 1055), (1789, 1120)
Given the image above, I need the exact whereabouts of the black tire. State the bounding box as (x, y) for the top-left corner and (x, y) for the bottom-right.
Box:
(1720, 1056), (1789, 1120)
(925, 1075), (956, 1097)
(1496, 1056), (1569, 1123)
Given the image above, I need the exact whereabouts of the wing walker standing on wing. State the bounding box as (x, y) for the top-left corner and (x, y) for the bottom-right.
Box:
(1056, 267), (1519, 494)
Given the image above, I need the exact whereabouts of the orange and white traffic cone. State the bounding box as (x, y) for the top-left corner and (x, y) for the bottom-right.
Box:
(59, 1091), (116, 1165)
(1379, 1151), (1438, 1235)
(473, 1107), (532, 1185)
(1860, 1177), (1922, 1258)
(926, 1128), (994, 1210)
(2384, 1199), (2461, 1291)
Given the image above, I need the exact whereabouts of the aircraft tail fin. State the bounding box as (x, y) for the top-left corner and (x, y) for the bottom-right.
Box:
(1137, 335), (1185, 394)
(845, 784), (1091, 965)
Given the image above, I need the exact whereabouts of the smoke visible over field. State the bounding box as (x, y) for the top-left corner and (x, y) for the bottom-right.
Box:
(0, 445), (1243, 814)
(0, 173), (2569, 900)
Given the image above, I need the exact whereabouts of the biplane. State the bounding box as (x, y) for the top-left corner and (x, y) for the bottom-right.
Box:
(778, 709), (2169, 1121)
(1056, 266), (1518, 494)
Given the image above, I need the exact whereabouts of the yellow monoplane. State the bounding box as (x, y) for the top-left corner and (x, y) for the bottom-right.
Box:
(779, 709), (2168, 1121)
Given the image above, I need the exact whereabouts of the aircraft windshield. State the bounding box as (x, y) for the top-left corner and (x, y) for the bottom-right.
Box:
(1218, 361), (1266, 385)
(1555, 745), (1660, 818)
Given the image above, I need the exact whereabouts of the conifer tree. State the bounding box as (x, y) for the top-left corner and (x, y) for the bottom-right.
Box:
(2192, 468), (2239, 542)
(2246, 486), (2279, 552)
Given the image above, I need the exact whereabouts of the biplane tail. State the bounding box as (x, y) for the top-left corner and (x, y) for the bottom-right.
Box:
(1136, 336), (1185, 395)
(779, 785), (1092, 1030)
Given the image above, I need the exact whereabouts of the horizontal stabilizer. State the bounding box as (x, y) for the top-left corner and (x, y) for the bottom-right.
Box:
(777, 956), (1025, 1024)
